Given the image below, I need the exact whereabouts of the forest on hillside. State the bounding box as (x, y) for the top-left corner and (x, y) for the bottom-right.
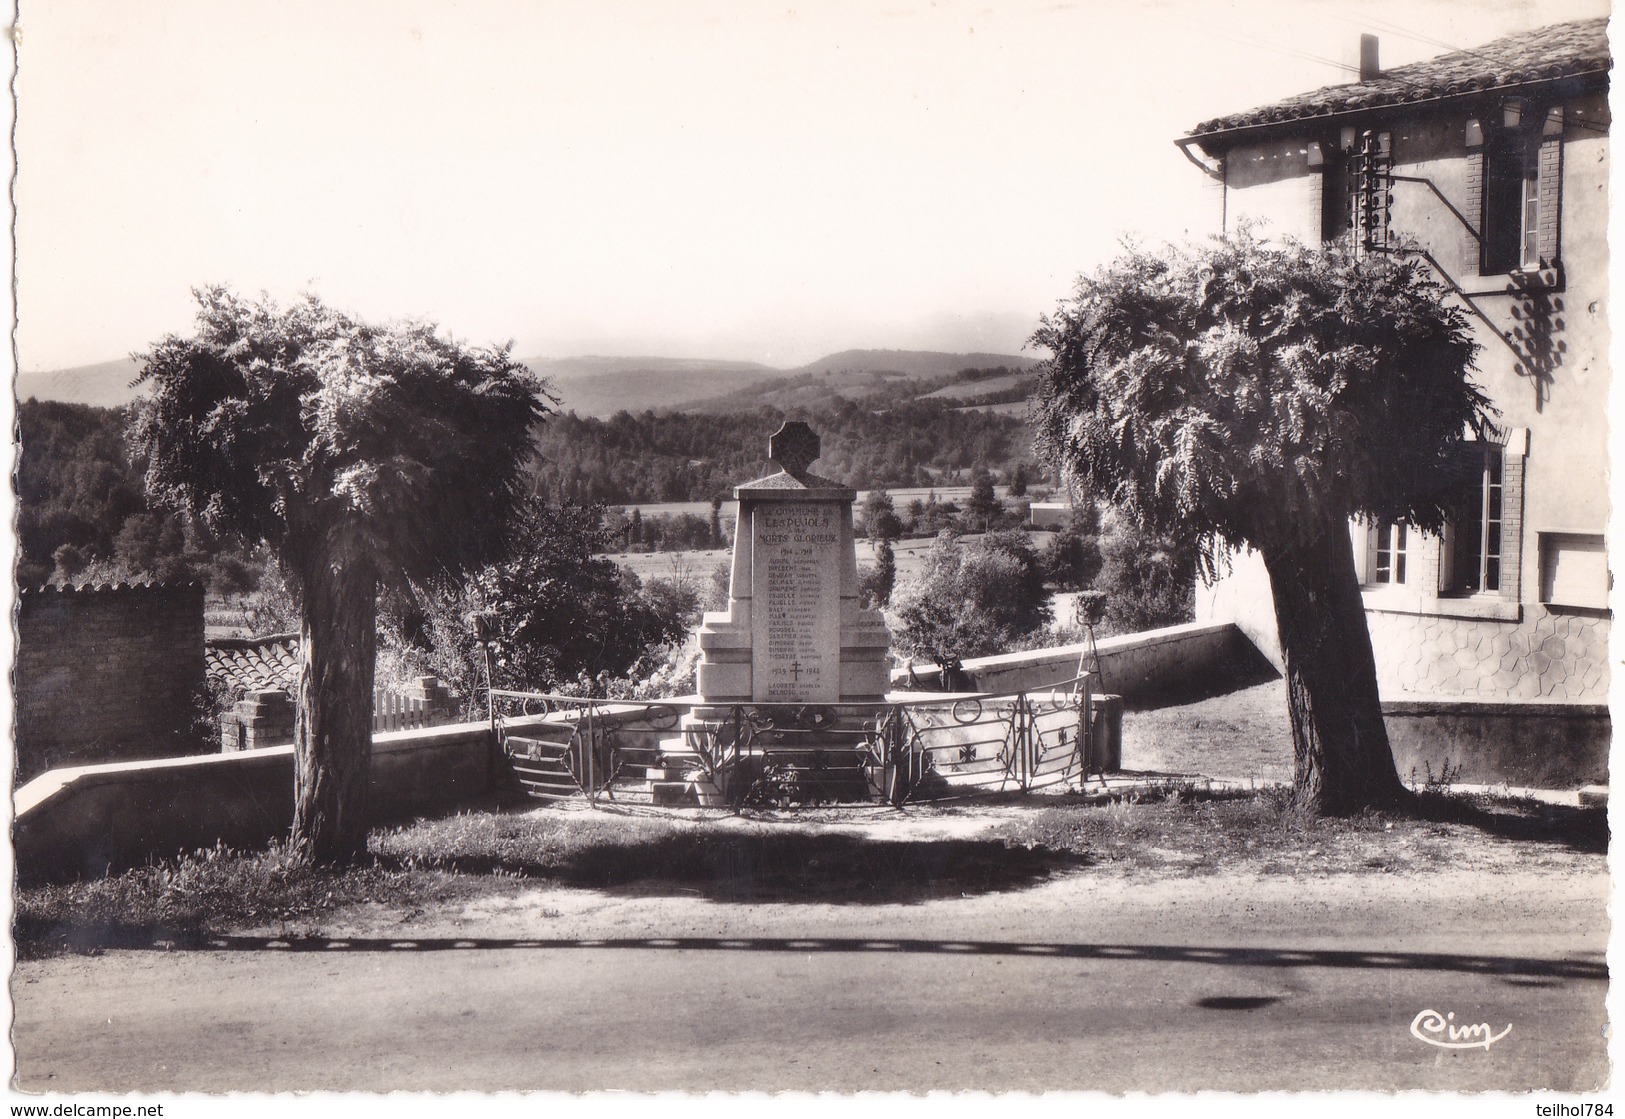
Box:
(17, 395), (1040, 585)
(530, 397), (1037, 504)
(15, 400), (269, 591)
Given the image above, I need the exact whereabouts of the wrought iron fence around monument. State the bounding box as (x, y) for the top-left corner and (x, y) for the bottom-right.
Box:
(489, 675), (1108, 809)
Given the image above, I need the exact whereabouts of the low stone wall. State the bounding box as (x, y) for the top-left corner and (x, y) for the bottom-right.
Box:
(16, 691), (1123, 882)
(893, 622), (1271, 705)
(15, 714), (566, 884)
(1383, 698), (1610, 789)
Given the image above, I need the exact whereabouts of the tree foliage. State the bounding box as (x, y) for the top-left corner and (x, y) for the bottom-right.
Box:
(130, 288), (552, 864)
(965, 467), (1000, 532)
(132, 289), (553, 590)
(1033, 236), (1489, 563)
(860, 486), (903, 542)
(405, 503), (693, 702)
(15, 400), (244, 588)
(859, 538), (898, 608)
(888, 530), (1051, 664)
(1094, 522), (1194, 634)
(1032, 234), (1489, 813)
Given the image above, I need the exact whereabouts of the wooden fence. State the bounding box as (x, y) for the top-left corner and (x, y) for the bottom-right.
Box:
(371, 678), (456, 733)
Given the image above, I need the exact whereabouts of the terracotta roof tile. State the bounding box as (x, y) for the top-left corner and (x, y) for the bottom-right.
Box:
(205, 632), (300, 695)
(1191, 18), (1610, 141)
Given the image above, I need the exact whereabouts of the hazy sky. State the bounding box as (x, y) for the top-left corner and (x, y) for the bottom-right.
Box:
(14, 0), (1611, 371)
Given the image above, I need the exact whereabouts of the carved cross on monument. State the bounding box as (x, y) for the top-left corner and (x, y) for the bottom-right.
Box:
(768, 421), (820, 477)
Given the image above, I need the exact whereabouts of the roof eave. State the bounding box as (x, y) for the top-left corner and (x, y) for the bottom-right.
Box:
(1183, 67), (1610, 155)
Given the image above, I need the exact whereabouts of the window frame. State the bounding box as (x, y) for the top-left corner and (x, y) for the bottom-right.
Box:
(1367, 520), (1409, 586)
(1440, 442), (1506, 598)
(1482, 130), (1540, 274)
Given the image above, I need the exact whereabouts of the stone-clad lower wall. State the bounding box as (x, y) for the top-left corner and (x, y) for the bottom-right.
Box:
(1365, 605), (1609, 701)
(15, 583), (209, 780)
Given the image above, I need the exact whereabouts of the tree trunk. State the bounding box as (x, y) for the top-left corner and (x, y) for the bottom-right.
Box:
(288, 537), (379, 866)
(1261, 531), (1410, 815)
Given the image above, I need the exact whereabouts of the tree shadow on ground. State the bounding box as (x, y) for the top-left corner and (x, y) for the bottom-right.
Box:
(1119, 653), (1280, 712)
(376, 832), (1094, 905)
(14, 833), (1093, 957)
(1408, 792), (1607, 856)
(44, 933), (1613, 984)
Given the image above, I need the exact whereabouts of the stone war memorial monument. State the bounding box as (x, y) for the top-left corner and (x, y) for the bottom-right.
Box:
(664, 421), (891, 801)
(696, 420), (890, 705)
(640, 417), (1109, 807)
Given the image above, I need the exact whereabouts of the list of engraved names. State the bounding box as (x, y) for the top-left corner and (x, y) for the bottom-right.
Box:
(751, 504), (841, 702)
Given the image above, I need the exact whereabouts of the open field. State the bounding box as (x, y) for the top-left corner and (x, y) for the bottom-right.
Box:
(610, 531), (1061, 587)
(614, 486), (986, 518)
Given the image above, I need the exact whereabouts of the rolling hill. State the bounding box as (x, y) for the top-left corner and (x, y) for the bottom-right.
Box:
(787, 349), (1039, 379)
(16, 358), (146, 408)
(674, 349), (1039, 414)
(524, 356), (780, 417)
(17, 348), (1042, 418)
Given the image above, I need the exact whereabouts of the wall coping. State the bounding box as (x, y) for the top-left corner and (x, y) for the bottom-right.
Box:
(12, 714), (571, 819)
(891, 621), (1237, 679)
(19, 581), (205, 597)
(1383, 697), (1610, 718)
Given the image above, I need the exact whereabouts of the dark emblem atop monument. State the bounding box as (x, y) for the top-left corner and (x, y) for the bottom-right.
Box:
(768, 421), (821, 477)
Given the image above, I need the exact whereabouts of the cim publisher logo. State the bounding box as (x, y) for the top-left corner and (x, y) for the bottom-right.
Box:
(1410, 1008), (1512, 1050)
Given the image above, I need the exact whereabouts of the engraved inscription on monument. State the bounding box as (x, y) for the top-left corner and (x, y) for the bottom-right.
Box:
(751, 504), (841, 703)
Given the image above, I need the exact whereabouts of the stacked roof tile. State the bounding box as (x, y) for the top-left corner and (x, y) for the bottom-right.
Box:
(205, 632), (300, 695)
(1191, 17), (1610, 141)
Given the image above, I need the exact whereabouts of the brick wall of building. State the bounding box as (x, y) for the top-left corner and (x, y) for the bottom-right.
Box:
(16, 582), (210, 780)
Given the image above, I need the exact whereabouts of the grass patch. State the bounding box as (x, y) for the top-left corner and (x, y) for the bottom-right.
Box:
(14, 840), (470, 959)
(381, 808), (1084, 903)
(995, 785), (1606, 874)
(16, 788), (1604, 959)
(1120, 681), (1294, 782)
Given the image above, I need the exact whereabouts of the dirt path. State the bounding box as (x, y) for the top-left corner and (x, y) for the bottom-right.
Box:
(14, 832), (1609, 1093)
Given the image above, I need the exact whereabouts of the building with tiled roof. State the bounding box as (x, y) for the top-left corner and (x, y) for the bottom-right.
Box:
(1187, 18), (1608, 141)
(1183, 19), (1610, 786)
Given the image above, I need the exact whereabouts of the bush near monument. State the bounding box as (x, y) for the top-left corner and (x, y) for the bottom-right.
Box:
(394, 503), (695, 706)
(888, 530), (1051, 664)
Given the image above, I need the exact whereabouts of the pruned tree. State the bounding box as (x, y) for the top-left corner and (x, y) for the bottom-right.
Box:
(1032, 234), (1489, 814)
(131, 288), (552, 864)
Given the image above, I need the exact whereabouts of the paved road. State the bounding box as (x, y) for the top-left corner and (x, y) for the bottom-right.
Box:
(13, 868), (1608, 1092)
